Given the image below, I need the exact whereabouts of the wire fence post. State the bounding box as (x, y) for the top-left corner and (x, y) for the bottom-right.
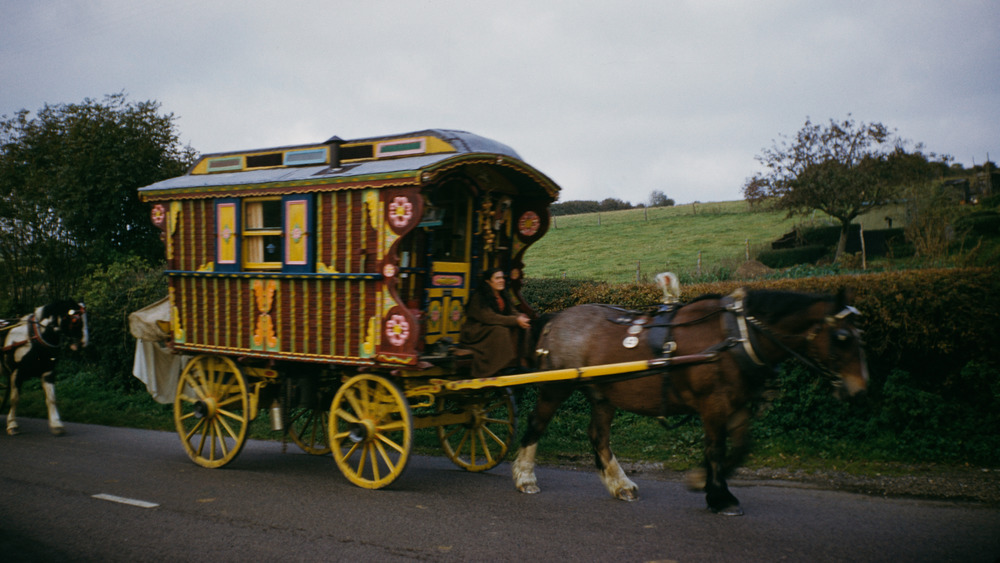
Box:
(697, 251), (702, 276)
(636, 261), (641, 283)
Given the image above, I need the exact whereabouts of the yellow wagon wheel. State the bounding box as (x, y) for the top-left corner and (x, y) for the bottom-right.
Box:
(328, 374), (412, 489)
(174, 355), (250, 468)
(289, 405), (331, 455)
(437, 389), (516, 472)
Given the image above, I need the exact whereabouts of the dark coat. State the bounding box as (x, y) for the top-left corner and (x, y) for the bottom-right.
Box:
(459, 290), (524, 379)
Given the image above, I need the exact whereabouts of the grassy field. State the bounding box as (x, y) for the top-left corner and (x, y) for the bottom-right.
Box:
(526, 201), (883, 282)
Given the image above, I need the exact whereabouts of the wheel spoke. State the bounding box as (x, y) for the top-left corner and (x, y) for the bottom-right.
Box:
(452, 429), (471, 455)
(376, 419), (407, 432)
(441, 425), (462, 441)
(216, 407), (246, 424)
(344, 388), (364, 417)
(196, 421), (209, 458)
(369, 444), (382, 482)
(481, 425), (506, 447)
(476, 428), (495, 464)
(336, 439), (361, 463)
(216, 412), (242, 441)
(212, 418), (230, 457)
(183, 416), (206, 441)
(375, 431), (406, 455)
(334, 408), (360, 425)
(353, 443), (369, 477)
(216, 394), (244, 409)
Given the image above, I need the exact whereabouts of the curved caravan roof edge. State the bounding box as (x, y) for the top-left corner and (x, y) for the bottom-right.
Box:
(137, 129), (558, 200)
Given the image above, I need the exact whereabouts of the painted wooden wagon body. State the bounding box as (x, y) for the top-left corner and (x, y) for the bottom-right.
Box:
(138, 129), (562, 487)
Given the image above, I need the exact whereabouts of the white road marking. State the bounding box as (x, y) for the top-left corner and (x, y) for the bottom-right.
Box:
(92, 493), (159, 508)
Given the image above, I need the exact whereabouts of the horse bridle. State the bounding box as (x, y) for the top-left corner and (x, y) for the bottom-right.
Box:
(742, 306), (862, 382)
(29, 304), (87, 350)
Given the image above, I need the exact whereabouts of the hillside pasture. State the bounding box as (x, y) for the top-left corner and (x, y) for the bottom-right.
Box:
(527, 201), (802, 282)
(526, 201), (913, 282)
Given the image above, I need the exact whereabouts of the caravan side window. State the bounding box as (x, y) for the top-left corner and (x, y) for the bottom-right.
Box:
(243, 198), (283, 270)
(214, 195), (313, 273)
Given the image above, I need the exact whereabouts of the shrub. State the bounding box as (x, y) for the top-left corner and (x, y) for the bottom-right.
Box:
(74, 257), (167, 390)
(756, 245), (829, 268)
(954, 211), (1000, 237)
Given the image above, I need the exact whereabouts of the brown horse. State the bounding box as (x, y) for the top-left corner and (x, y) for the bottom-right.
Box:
(512, 287), (868, 515)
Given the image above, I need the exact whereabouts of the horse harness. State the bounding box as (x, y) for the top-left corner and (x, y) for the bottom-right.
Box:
(601, 288), (861, 383)
(1, 305), (87, 358)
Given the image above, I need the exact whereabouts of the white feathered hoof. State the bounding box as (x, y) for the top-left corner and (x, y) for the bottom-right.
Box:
(601, 457), (639, 501)
(7, 425), (20, 436)
(512, 445), (541, 494)
(50, 425), (66, 437)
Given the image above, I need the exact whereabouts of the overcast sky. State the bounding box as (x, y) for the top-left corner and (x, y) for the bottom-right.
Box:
(2, 0), (997, 204)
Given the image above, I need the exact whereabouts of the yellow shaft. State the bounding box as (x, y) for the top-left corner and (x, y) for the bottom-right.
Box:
(441, 358), (668, 392)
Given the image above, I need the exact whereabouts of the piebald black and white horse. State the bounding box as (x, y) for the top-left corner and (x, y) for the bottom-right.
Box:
(2, 300), (89, 436)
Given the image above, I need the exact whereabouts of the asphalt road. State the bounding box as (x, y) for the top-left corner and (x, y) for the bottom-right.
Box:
(2, 418), (998, 562)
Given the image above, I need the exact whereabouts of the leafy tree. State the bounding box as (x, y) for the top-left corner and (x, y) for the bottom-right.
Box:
(648, 190), (675, 207)
(0, 93), (196, 311)
(551, 200), (601, 216)
(599, 197), (633, 211)
(743, 116), (942, 259)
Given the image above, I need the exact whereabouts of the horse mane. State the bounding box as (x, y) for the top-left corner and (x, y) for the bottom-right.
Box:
(744, 289), (832, 324)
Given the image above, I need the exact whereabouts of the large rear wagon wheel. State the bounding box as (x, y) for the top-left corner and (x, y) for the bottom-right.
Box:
(328, 374), (412, 489)
(437, 389), (516, 472)
(174, 355), (250, 468)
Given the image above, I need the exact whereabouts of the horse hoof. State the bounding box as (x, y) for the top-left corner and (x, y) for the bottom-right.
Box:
(616, 489), (639, 502)
(517, 483), (541, 494)
(7, 427), (20, 436)
(51, 427), (66, 437)
(711, 505), (744, 516)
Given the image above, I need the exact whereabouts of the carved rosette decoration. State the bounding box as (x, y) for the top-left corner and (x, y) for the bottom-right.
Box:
(518, 210), (541, 238)
(385, 312), (411, 347)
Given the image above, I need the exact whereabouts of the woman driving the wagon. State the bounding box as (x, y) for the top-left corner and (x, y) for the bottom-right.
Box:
(459, 268), (532, 379)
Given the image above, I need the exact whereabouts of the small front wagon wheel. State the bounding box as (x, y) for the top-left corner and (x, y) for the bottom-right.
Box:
(437, 389), (516, 472)
(174, 355), (250, 468)
(328, 374), (412, 489)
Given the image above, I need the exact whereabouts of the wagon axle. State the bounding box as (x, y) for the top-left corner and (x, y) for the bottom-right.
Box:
(347, 420), (375, 444)
(192, 398), (215, 420)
